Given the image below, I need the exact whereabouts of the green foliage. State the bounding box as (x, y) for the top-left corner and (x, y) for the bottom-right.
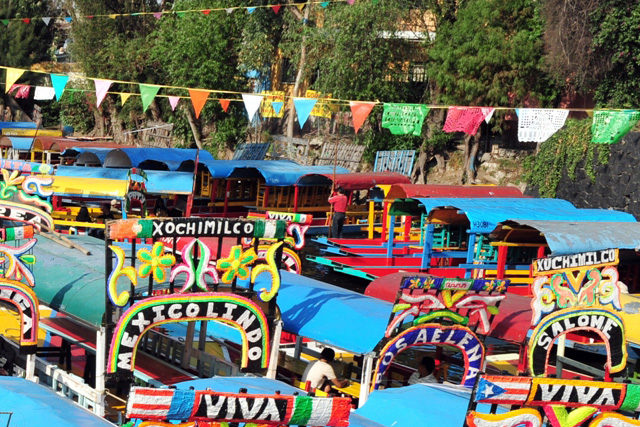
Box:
(591, 1), (640, 107)
(0, 1), (55, 68)
(427, 0), (557, 106)
(308, 1), (421, 102)
(58, 89), (95, 134)
(523, 119), (610, 197)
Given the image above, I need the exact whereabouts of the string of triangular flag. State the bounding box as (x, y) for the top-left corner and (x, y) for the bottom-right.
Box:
(0, 0), (350, 25)
(2, 66), (639, 145)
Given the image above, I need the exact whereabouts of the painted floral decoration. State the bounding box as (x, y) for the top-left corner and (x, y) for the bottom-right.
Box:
(137, 242), (176, 282)
(0, 169), (25, 200)
(217, 245), (257, 283)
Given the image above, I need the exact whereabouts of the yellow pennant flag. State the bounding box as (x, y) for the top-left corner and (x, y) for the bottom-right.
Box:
(5, 68), (24, 93)
(108, 14), (118, 19)
(296, 4), (305, 11)
(120, 93), (132, 106)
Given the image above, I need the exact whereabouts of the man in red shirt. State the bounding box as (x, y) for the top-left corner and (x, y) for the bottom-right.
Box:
(328, 187), (348, 238)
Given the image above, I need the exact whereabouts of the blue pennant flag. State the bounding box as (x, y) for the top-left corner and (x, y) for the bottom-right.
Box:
(293, 98), (317, 128)
(50, 74), (69, 101)
(64, 16), (72, 23)
(271, 101), (283, 115)
(321, 1), (330, 7)
(247, 7), (256, 13)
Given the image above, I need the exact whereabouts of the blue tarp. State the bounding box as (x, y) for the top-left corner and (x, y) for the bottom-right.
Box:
(275, 271), (390, 354)
(500, 220), (640, 255)
(0, 121), (37, 129)
(106, 148), (215, 170)
(199, 159), (349, 186)
(176, 377), (384, 427)
(392, 197), (637, 233)
(9, 136), (34, 151)
(0, 377), (113, 426)
(55, 166), (195, 195)
(355, 384), (498, 427)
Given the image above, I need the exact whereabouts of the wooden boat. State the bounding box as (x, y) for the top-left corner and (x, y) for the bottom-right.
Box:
(309, 197), (636, 282)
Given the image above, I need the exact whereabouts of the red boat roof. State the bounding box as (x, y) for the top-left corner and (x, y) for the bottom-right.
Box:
(32, 136), (128, 151)
(385, 184), (524, 200)
(319, 172), (411, 191)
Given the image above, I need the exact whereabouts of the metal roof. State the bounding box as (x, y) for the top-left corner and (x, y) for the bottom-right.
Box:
(494, 220), (640, 255)
(389, 197), (637, 233)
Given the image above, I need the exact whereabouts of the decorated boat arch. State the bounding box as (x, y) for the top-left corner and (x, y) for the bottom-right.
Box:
(371, 274), (509, 391)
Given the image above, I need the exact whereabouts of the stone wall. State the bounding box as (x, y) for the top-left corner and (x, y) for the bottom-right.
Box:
(527, 131), (640, 219)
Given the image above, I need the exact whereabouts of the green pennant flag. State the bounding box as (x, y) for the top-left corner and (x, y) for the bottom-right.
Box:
(139, 84), (161, 112)
(1, 19), (9, 26)
(176, 11), (186, 18)
(591, 110), (640, 144)
(382, 103), (429, 136)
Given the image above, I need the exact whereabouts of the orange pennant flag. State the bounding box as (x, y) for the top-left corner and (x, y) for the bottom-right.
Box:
(350, 101), (376, 133)
(219, 99), (231, 113)
(189, 89), (209, 119)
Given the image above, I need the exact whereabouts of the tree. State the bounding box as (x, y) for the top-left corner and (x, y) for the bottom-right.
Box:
(426, 0), (559, 182)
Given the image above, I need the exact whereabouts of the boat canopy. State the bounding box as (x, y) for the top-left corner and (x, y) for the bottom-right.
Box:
(0, 121), (37, 129)
(0, 377), (114, 426)
(492, 220), (640, 255)
(0, 136), (35, 151)
(385, 183), (524, 200)
(355, 384), (500, 426)
(32, 234), (108, 327)
(50, 175), (129, 199)
(296, 172), (411, 190)
(55, 166), (195, 195)
(200, 159), (349, 186)
(33, 137), (125, 152)
(103, 147), (215, 170)
(275, 271), (390, 355)
(389, 197), (636, 233)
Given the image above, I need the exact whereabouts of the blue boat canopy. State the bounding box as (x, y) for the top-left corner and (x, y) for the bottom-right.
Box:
(355, 384), (501, 427)
(274, 271), (390, 354)
(390, 197), (636, 233)
(65, 147), (114, 166)
(199, 159), (349, 186)
(493, 220), (640, 255)
(9, 136), (34, 151)
(55, 165), (195, 195)
(0, 121), (37, 129)
(0, 377), (113, 426)
(103, 147), (215, 170)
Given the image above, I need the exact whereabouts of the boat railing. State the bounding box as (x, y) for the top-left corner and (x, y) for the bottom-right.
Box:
(139, 329), (239, 378)
(33, 355), (104, 414)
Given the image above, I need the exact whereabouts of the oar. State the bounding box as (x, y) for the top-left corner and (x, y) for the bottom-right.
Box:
(38, 224), (92, 256)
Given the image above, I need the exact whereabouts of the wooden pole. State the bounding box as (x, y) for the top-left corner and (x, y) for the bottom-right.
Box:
(328, 142), (338, 237)
(39, 224), (92, 255)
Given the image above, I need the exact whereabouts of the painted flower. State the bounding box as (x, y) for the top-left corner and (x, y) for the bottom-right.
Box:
(0, 169), (24, 200)
(137, 242), (176, 282)
(217, 245), (257, 283)
(409, 277), (422, 289)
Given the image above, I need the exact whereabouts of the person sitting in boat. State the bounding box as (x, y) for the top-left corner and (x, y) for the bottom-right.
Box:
(408, 356), (437, 385)
(75, 206), (92, 223)
(301, 348), (349, 393)
(328, 187), (348, 238)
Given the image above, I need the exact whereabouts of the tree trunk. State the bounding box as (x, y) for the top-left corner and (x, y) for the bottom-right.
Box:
(286, 5), (311, 139)
(462, 133), (481, 184)
(185, 107), (203, 149)
(411, 149), (428, 184)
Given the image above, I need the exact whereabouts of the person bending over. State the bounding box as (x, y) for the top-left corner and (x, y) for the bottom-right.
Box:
(408, 356), (437, 385)
(301, 348), (349, 393)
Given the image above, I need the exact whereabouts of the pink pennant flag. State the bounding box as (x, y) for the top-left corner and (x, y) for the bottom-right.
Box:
(443, 107), (494, 135)
(153, 12), (163, 19)
(347, 0), (356, 4)
(94, 79), (113, 108)
(350, 101), (376, 133)
(168, 96), (180, 111)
